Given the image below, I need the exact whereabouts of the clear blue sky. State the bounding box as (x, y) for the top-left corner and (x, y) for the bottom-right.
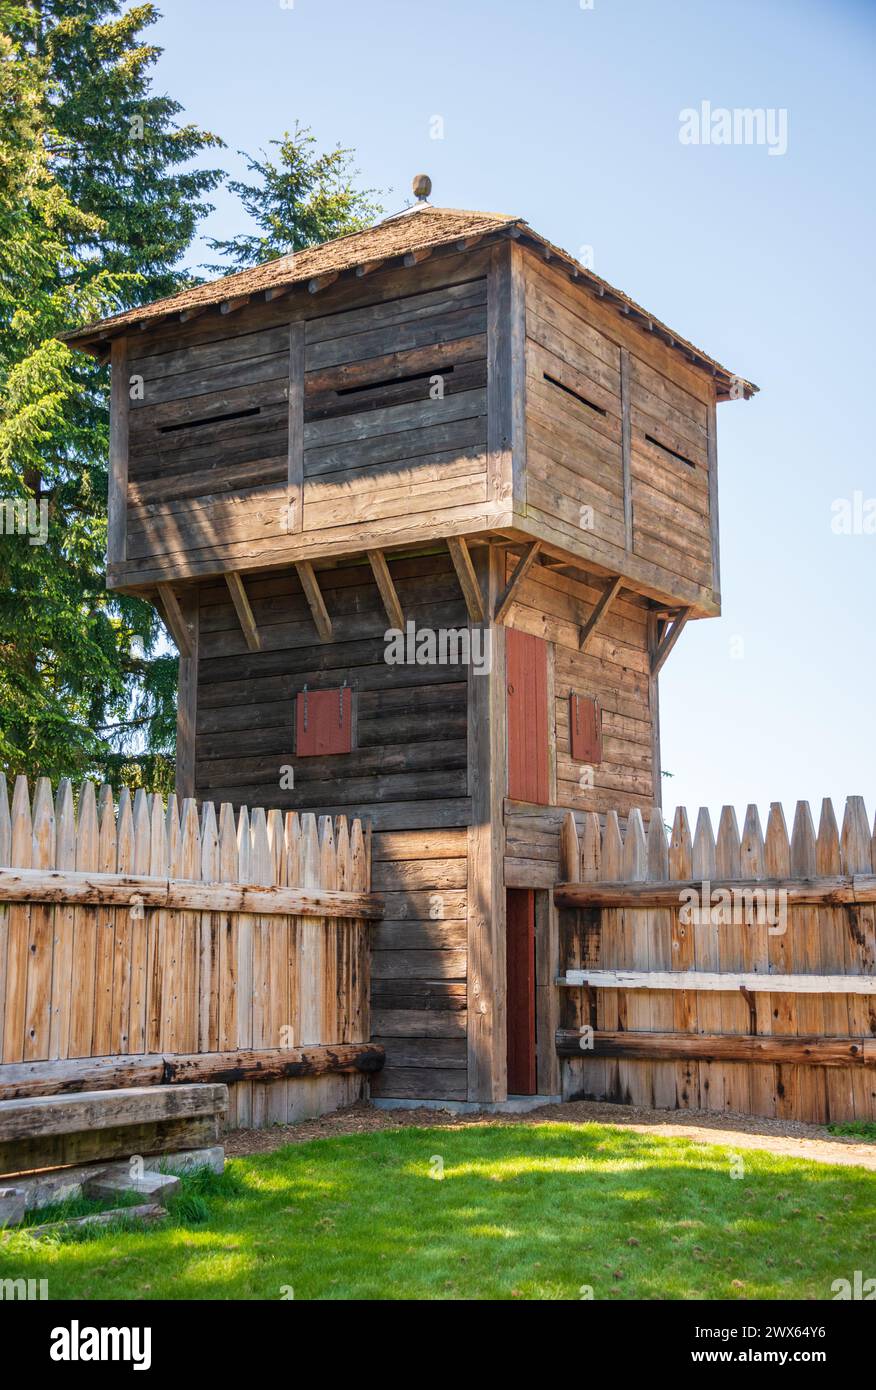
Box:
(150, 0), (875, 827)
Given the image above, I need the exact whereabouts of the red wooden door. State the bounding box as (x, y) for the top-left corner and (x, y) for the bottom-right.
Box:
(506, 628), (549, 804)
(506, 888), (537, 1095)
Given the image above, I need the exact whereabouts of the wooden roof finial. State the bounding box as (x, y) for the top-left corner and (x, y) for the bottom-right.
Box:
(412, 173), (432, 202)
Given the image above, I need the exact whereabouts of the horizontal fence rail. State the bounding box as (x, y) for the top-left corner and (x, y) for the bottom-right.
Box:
(0, 776), (381, 1128)
(555, 797), (876, 1124)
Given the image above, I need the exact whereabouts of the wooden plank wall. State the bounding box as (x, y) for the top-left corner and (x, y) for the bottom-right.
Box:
(370, 828), (468, 1101)
(557, 800), (876, 1124)
(301, 278), (488, 548)
(500, 551), (657, 887)
(0, 777), (375, 1129)
(194, 550), (473, 1101)
(117, 250), (494, 586)
(521, 255), (718, 605)
(195, 551), (469, 825)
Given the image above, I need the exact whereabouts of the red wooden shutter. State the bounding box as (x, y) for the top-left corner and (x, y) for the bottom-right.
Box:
(506, 628), (549, 804)
(569, 693), (602, 764)
(296, 687), (352, 757)
(506, 889), (537, 1095)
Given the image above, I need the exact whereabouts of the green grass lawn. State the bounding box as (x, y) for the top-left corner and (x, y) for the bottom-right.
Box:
(2, 1122), (873, 1300)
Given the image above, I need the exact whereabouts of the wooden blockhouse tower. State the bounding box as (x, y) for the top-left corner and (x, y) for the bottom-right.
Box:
(67, 193), (755, 1106)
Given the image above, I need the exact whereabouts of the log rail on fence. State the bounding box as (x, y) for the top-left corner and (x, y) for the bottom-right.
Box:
(554, 798), (876, 1124)
(0, 775), (383, 1127)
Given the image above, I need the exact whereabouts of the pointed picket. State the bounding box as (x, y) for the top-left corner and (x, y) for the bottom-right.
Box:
(691, 807), (716, 880)
(647, 810), (669, 880)
(266, 808), (284, 886)
(218, 803), (238, 882)
(764, 803), (791, 877)
(130, 789), (149, 876)
(601, 810), (623, 880)
(31, 777), (55, 869)
(840, 796), (871, 874)
(97, 785), (116, 874)
(319, 816), (337, 890)
(580, 812), (601, 883)
(790, 801), (817, 878)
(236, 806), (251, 884)
(200, 801), (219, 882)
(54, 780), (75, 871)
(716, 806), (741, 879)
(148, 793), (166, 878)
(740, 805), (765, 878)
(285, 813), (301, 888)
(165, 794), (181, 878)
(11, 776), (32, 869)
(560, 812), (580, 881)
(668, 807), (692, 880)
(116, 787), (134, 874)
(816, 798), (841, 876)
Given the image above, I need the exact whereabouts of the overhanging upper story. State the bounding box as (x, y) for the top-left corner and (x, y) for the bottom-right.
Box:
(65, 203), (757, 621)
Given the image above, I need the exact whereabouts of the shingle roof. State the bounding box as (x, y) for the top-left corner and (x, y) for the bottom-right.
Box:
(62, 204), (756, 397)
(64, 207), (517, 339)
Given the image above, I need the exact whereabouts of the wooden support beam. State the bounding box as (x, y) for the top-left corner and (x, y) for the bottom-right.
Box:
(0, 868), (385, 920)
(446, 536), (485, 623)
(107, 337), (128, 566)
(554, 874), (876, 909)
(287, 320), (305, 533)
(155, 583), (194, 659)
(579, 574), (623, 652)
(308, 272), (339, 293)
(456, 235), (483, 251)
(225, 571), (261, 652)
(175, 589), (198, 800)
(404, 248), (432, 266)
(651, 606), (692, 675)
(557, 969), (876, 995)
(179, 306), (208, 323)
(355, 258), (385, 277)
(0, 1044), (386, 1102)
(555, 1030), (874, 1067)
(620, 349), (633, 549)
(0, 1083), (227, 1144)
(367, 549), (404, 631)
(220, 295), (250, 315)
(295, 561), (332, 641)
(494, 541), (542, 624)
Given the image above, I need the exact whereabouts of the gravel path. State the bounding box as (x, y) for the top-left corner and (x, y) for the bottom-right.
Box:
(224, 1099), (876, 1170)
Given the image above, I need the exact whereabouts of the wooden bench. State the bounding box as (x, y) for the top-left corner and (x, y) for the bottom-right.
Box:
(0, 1083), (227, 1177)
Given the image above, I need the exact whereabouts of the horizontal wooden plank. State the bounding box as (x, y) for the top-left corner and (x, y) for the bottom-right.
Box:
(559, 969), (876, 995)
(555, 1030), (874, 1066)
(0, 1045), (384, 1101)
(0, 1115), (221, 1177)
(554, 875), (876, 908)
(0, 1083), (227, 1143)
(0, 868), (383, 919)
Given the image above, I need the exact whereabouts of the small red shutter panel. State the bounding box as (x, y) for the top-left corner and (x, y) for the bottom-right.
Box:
(506, 628), (549, 804)
(296, 687), (352, 757)
(570, 694), (602, 764)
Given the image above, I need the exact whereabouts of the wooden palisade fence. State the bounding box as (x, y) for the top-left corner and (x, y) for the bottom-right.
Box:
(556, 798), (876, 1124)
(0, 775), (383, 1128)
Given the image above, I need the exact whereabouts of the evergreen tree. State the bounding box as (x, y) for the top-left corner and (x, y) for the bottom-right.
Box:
(208, 122), (382, 270)
(0, 1), (223, 790)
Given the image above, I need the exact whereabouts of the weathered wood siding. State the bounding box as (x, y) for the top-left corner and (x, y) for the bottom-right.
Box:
(500, 552), (658, 889)
(193, 551), (471, 1101)
(116, 249), (496, 588)
(302, 279), (488, 547)
(521, 254), (720, 611)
